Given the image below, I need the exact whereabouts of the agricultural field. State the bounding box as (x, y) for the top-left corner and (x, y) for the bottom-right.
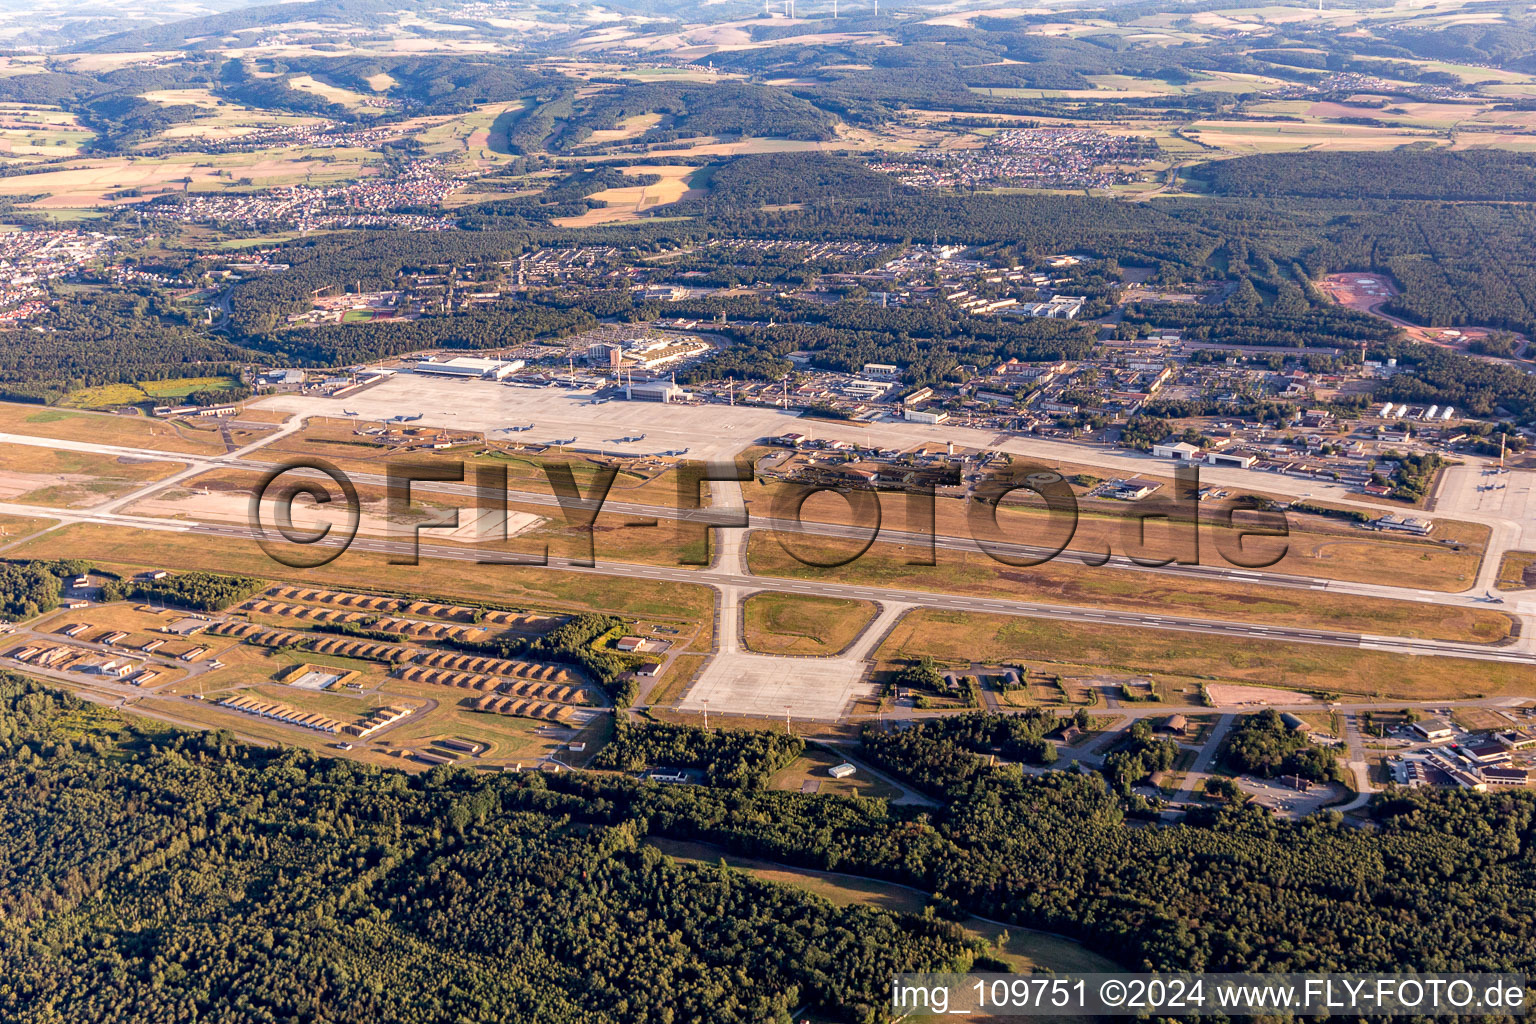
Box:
(552, 164), (710, 226)
(0, 104), (93, 162)
(0, 148), (376, 209)
(285, 75), (376, 112)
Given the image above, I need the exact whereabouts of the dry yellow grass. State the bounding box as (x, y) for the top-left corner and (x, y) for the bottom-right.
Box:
(748, 535), (1512, 644)
(286, 75), (373, 110)
(1496, 550), (1536, 590)
(581, 112), (663, 144)
(0, 443), (181, 507)
(741, 593), (876, 655)
(11, 522), (716, 623)
(744, 481), (1486, 592)
(0, 402), (232, 454)
(879, 609), (1536, 701)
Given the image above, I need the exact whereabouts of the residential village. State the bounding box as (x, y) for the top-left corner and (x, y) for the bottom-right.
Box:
(869, 127), (1161, 191)
(140, 159), (467, 231)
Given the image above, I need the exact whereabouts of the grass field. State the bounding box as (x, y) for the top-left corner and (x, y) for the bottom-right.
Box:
(157, 463), (710, 567)
(286, 74), (375, 112)
(0, 400), (231, 454)
(767, 744), (899, 799)
(12, 522), (716, 623)
(580, 111), (663, 145)
(1185, 118), (1441, 155)
(0, 443), (181, 507)
(0, 512), (53, 541)
(878, 609), (1536, 701)
(746, 535), (1513, 644)
(744, 481), (1485, 592)
(1496, 550), (1536, 590)
(411, 101), (530, 165)
(741, 593), (876, 655)
(63, 375), (242, 408)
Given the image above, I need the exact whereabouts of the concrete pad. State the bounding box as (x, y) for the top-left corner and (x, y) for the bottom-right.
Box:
(289, 670), (342, 690)
(1437, 463), (1536, 540)
(679, 651), (876, 720)
(251, 374), (1405, 512)
(253, 374), (811, 462)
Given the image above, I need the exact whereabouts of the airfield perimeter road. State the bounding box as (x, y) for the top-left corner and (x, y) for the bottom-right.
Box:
(0, 426), (1516, 621)
(0, 414), (1534, 668)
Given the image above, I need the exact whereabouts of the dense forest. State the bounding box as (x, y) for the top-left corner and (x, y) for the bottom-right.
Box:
(668, 294), (1097, 387)
(0, 295), (257, 402)
(550, 81), (838, 152)
(283, 55), (559, 116)
(0, 680), (972, 1024)
(592, 718), (804, 788)
(0, 560), (88, 620)
(1192, 148), (1536, 201)
(8, 686), (1536, 1023)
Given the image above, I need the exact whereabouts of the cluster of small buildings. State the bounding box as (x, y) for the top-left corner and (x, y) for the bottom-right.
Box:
(207, 120), (402, 153)
(506, 247), (625, 289)
(0, 229), (119, 321)
(659, 244), (1094, 331)
(1392, 720), (1536, 790)
(758, 435), (976, 494)
(701, 238), (892, 262)
(869, 128), (1157, 190)
(141, 161), (465, 231)
(4, 640), (159, 684)
(216, 695), (414, 737)
(1265, 72), (1465, 103)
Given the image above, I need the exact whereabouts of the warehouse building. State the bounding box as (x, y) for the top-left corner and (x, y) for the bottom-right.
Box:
(415, 356), (524, 380)
(626, 380), (685, 403)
